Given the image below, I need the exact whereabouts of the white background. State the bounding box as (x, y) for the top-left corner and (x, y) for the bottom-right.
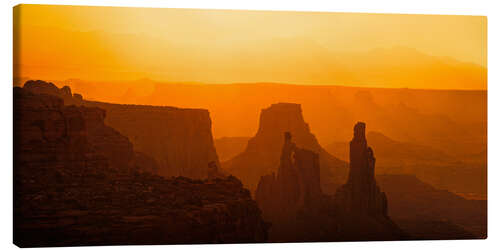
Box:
(1, 0), (497, 249)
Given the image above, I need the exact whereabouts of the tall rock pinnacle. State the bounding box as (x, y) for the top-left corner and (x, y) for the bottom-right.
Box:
(348, 122), (375, 185)
(335, 122), (388, 216)
(255, 129), (405, 241)
(255, 132), (322, 220)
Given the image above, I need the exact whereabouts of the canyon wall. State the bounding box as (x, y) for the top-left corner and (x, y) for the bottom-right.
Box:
(14, 87), (268, 246)
(23, 80), (219, 179)
(18, 83), (158, 174)
(83, 101), (219, 179)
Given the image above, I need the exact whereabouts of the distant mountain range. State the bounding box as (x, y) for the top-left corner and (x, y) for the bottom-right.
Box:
(16, 25), (485, 89)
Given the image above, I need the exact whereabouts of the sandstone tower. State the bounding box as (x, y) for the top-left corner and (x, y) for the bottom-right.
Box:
(334, 122), (388, 216)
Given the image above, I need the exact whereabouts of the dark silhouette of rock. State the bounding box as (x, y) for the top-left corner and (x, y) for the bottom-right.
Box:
(20, 81), (158, 174)
(207, 161), (226, 180)
(255, 132), (322, 220)
(224, 103), (347, 194)
(24, 80), (79, 105)
(80, 106), (137, 171)
(22, 80), (220, 179)
(23, 80), (61, 96)
(133, 151), (160, 174)
(81, 101), (220, 179)
(73, 93), (83, 102)
(254, 130), (405, 242)
(325, 131), (487, 198)
(334, 122), (388, 216)
(14, 87), (268, 247)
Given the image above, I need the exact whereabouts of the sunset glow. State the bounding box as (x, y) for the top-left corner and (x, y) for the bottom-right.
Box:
(14, 4), (487, 89)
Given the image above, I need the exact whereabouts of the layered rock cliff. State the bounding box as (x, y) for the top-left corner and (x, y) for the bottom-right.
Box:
(22, 80), (219, 179)
(83, 101), (219, 179)
(334, 122), (388, 216)
(14, 87), (268, 247)
(22, 81), (158, 174)
(224, 103), (348, 194)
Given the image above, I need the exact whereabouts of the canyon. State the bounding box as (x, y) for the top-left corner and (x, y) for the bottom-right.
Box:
(14, 79), (487, 244)
(36, 79), (486, 198)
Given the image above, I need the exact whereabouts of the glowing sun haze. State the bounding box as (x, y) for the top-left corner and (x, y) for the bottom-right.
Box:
(14, 4), (487, 89)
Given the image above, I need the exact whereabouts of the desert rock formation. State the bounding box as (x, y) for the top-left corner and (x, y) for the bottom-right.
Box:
(224, 103), (348, 194)
(254, 128), (405, 242)
(17, 84), (157, 174)
(334, 122), (388, 216)
(83, 101), (220, 179)
(14, 87), (268, 246)
(325, 131), (486, 198)
(23, 80), (219, 179)
(255, 132), (322, 220)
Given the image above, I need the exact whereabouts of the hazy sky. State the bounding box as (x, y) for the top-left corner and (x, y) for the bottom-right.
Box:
(14, 4), (487, 89)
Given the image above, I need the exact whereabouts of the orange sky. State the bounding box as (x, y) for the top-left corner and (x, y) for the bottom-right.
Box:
(13, 4), (487, 89)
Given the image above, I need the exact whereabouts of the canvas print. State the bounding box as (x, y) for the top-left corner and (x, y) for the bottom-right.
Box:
(13, 4), (487, 247)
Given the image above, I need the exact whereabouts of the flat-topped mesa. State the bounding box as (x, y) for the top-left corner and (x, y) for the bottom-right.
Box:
(255, 132), (322, 221)
(334, 122), (387, 216)
(21, 80), (219, 179)
(225, 103), (347, 194)
(84, 101), (219, 179)
(257, 103), (309, 136)
(250, 103), (319, 154)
